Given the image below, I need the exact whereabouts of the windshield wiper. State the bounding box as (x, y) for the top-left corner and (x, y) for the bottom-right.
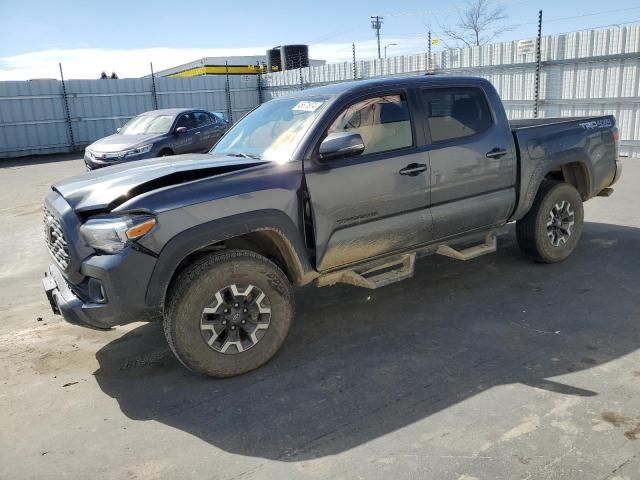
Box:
(227, 152), (262, 160)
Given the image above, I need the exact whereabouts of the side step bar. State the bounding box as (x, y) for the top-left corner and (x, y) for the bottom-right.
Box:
(316, 232), (497, 290)
(317, 253), (415, 289)
(436, 232), (496, 261)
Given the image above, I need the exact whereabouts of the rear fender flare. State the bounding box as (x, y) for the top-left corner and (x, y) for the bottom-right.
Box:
(511, 149), (594, 221)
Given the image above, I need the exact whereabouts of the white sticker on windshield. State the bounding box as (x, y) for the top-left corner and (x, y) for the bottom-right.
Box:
(292, 101), (323, 112)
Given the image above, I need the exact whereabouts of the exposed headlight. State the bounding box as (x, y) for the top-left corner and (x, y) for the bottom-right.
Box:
(80, 215), (156, 253)
(123, 144), (153, 157)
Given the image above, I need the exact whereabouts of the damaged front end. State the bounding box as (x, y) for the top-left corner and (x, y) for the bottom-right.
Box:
(42, 153), (269, 329)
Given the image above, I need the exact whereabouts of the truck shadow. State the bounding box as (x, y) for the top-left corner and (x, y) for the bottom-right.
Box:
(94, 222), (640, 461)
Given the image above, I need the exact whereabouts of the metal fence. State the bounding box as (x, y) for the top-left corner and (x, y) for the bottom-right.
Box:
(1, 24), (639, 159)
(262, 24), (640, 157)
(0, 75), (258, 158)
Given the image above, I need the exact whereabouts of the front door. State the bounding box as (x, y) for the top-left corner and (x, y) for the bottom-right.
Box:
(172, 112), (199, 154)
(304, 91), (433, 272)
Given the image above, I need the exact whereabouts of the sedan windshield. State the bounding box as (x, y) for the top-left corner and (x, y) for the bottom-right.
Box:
(211, 95), (331, 161)
(119, 114), (174, 135)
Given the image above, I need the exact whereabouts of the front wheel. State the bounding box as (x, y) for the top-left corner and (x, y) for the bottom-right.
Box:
(516, 181), (584, 263)
(164, 250), (294, 377)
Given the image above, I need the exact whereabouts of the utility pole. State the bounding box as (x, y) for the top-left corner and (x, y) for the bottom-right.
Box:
(149, 62), (158, 110)
(298, 52), (304, 90)
(371, 16), (383, 59)
(534, 10), (543, 118)
(224, 61), (233, 124)
(352, 43), (357, 80)
(58, 63), (75, 152)
(256, 61), (263, 104)
(428, 31), (432, 72)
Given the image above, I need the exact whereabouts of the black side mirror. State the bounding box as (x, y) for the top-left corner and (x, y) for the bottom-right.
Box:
(319, 132), (365, 160)
(175, 126), (187, 135)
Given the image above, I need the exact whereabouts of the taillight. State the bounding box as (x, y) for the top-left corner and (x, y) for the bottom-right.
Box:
(613, 127), (619, 142)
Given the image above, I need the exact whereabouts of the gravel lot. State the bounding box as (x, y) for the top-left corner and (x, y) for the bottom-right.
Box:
(1, 154), (639, 480)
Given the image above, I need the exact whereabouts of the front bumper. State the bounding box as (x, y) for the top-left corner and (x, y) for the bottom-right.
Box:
(84, 151), (155, 170)
(43, 263), (112, 330)
(42, 247), (161, 330)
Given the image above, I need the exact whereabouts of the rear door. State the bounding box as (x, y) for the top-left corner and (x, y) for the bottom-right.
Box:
(304, 89), (433, 272)
(193, 111), (220, 151)
(418, 85), (516, 240)
(208, 112), (228, 145)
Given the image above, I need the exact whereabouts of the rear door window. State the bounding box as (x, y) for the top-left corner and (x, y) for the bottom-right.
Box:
(195, 111), (213, 127)
(421, 88), (493, 143)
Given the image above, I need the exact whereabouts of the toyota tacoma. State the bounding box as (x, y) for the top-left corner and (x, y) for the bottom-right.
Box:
(42, 76), (621, 377)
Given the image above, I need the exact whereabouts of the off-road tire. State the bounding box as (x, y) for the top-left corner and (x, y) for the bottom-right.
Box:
(164, 250), (294, 377)
(516, 180), (584, 263)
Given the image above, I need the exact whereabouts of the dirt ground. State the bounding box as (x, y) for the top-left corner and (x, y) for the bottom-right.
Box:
(0, 154), (639, 480)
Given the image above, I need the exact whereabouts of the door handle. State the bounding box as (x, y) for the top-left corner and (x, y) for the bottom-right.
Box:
(194, 131), (201, 135)
(486, 148), (508, 159)
(399, 163), (428, 176)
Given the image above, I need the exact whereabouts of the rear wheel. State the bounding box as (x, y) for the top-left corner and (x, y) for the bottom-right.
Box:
(164, 250), (294, 377)
(516, 181), (584, 263)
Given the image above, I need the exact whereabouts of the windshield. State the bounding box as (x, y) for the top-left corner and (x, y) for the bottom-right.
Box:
(119, 114), (175, 135)
(211, 95), (332, 161)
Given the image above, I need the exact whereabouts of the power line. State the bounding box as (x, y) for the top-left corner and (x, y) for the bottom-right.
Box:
(384, 0), (534, 18)
(543, 6), (640, 23)
(369, 16), (640, 43)
(327, 19), (640, 62)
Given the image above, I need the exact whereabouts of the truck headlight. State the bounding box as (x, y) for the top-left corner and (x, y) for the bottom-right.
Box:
(123, 144), (153, 157)
(80, 215), (156, 253)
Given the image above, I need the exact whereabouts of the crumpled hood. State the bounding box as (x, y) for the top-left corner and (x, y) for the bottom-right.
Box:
(88, 133), (161, 153)
(53, 153), (268, 213)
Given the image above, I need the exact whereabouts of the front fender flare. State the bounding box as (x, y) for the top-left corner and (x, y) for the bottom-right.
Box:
(144, 210), (313, 309)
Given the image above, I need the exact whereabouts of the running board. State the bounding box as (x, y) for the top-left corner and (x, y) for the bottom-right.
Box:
(436, 232), (496, 261)
(317, 253), (416, 289)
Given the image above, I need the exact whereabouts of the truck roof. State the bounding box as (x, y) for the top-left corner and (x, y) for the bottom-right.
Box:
(285, 75), (493, 98)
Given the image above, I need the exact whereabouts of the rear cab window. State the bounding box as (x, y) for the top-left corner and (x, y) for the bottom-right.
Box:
(421, 87), (493, 143)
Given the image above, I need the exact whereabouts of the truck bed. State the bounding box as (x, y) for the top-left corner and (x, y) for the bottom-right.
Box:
(508, 114), (618, 221)
(509, 116), (594, 129)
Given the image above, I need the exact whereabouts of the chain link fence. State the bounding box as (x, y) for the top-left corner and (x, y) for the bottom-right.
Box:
(1, 23), (639, 159)
(0, 74), (258, 158)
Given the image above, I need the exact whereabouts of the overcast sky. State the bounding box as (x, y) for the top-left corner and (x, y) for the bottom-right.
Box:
(1, 0), (639, 80)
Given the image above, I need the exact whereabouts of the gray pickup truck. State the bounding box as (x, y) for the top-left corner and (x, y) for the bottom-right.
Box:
(42, 75), (621, 377)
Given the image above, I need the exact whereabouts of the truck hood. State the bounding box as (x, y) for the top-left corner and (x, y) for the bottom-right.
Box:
(53, 153), (268, 213)
(88, 133), (161, 153)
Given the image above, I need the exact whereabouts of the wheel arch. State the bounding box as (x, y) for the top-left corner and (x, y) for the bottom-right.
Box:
(145, 210), (315, 311)
(511, 149), (595, 221)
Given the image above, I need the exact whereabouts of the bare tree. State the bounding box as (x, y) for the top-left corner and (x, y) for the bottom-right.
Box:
(441, 0), (510, 47)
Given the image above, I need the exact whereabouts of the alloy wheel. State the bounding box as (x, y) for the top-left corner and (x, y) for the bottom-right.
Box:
(200, 284), (271, 354)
